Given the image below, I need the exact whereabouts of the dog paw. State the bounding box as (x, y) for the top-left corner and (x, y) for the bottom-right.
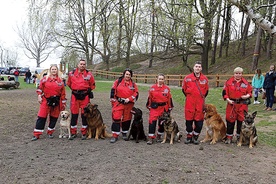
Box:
(161, 141), (165, 144)
(237, 143), (242, 147)
(170, 142), (173, 145)
(249, 145), (253, 149)
(59, 135), (62, 138)
(210, 141), (216, 144)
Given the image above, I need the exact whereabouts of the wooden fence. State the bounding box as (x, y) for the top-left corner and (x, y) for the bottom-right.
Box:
(93, 70), (255, 87)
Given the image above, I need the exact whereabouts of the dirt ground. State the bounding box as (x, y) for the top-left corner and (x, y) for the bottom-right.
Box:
(0, 87), (276, 184)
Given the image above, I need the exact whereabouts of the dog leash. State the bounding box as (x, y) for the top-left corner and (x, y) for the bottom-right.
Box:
(195, 79), (206, 112)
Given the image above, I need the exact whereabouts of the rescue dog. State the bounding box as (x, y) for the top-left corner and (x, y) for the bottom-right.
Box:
(126, 107), (147, 143)
(237, 111), (258, 149)
(159, 111), (181, 145)
(84, 103), (112, 140)
(201, 104), (226, 144)
(59, 110), (71, 138)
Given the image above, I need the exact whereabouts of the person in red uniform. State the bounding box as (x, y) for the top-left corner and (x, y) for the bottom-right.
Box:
(146, 74), (174, 145)
(182, 61), (209, 144)
(222, 67), (252, 144)
(67, 59), (95, 140)
(109, 68), (139, 143)
(32, 64), (66, 141)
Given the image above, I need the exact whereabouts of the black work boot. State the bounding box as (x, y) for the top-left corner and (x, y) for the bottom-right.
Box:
(110, 137), (118, 143)
(193, 135), (199, 145)
(147, 138), (153, 145)
(122, 133), (128, 141)
(68, 134), (77, 140)
(184, 137), (193, 144)
(225, 137), (232, 144)
(156, 134), (162, 143)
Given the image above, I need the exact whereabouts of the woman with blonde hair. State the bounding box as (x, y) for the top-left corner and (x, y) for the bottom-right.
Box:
(32, 64), (67, 140)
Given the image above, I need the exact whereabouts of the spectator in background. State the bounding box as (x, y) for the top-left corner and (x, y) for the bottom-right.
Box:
(252, 68), (264, 104)
(263, 64), (276, 111)
(61, 71), (67, 86)
(25, 70), (32, 84)
(13, 68), (20, 82)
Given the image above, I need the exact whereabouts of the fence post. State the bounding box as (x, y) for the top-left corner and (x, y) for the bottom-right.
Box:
(167, 75), (169, 85)
(216, 74), (219, 87)
(179, 75), (182, 87)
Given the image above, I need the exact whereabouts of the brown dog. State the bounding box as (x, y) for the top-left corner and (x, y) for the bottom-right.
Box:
(159, 111), (181, 145)
(237, 111), (258, 149)
(84, 103), (112, 140)
(201, 104), (226, 144)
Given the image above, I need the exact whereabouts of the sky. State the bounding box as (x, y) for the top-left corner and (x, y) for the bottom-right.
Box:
(0, 0), (60, 69)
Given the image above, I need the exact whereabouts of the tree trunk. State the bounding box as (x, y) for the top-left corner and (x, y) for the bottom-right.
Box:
(241, 17), (251, 56)
(211, 0), (222, 65)
(149, 0), (155, 68)
(219, 1), (226, 58)
(252, 27), (263, 71)
(224, 4), (231, 57)
(116, 0), (123, 62)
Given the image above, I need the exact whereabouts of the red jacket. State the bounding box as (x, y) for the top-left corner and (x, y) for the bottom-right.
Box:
(111, 78), (138, 102)
(36, 76), (66, 103)
(67, 69), (95, 91)
(222, 77), (252, 100)
(146, 84), (173, 109)
(182, 72), (209, 121)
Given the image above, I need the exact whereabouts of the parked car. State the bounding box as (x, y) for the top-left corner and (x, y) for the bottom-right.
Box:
(0, 67), (6, 74)
(5, 67), (20, 75)
(19, 67), (30, 76)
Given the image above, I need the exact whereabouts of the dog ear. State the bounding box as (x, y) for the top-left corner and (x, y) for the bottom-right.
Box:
(252, 111), (257, 118)
(93, 104), (98, 109)
(244, 110), (248, 117)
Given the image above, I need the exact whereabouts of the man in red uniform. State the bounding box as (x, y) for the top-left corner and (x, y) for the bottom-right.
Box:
(222, 67), (252, 144)
(32, 64), (66, 140)
(182, 61), (209, 144)
(146, 74), (174, 145)
(67, 59), (95, 140)
(110, 68), (139, 143)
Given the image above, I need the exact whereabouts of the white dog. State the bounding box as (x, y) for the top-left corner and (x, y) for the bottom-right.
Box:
(59, 110), (71, 138)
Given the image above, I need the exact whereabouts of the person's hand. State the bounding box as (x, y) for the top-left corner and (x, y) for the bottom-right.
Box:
(38, 95), (42, 104)
(241, 94), (250, 99)
(226, 98), (234, 105)
(61, 103), (66, 111)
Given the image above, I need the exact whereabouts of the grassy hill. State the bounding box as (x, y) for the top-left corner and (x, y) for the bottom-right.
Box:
(94, 36), (275, 75)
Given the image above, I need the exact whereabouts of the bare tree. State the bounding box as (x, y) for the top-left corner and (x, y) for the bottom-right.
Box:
(228, 0), (276, 35)
(194, 0), (220, 74)
(18, 1), (55, 67)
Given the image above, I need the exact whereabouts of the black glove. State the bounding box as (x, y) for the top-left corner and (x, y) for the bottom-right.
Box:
(88, 88), (94, 99)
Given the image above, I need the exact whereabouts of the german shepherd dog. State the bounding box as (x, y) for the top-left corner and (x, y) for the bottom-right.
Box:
(159, 111), (181, 145)
(201, 104), (226, 144)
(237, 111), (258, 149)
(84, 103), (112, 140)
(126, 107), (147, 143)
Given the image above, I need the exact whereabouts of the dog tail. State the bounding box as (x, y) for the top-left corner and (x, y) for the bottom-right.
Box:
(104, 131), (113, 138)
